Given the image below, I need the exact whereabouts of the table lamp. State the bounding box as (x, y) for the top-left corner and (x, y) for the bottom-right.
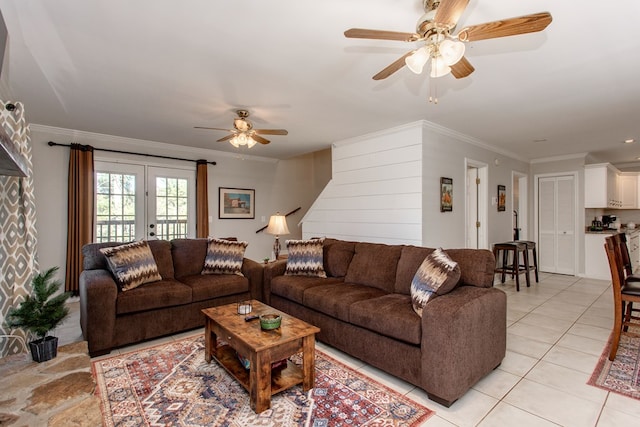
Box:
(265, 212), (290, 260)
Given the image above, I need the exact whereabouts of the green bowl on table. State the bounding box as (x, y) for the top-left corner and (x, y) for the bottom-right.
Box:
(259, 313), (282, 330)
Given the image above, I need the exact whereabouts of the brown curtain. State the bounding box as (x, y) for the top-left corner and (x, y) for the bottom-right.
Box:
(65, 144), (94, 295)
(196, 160), (209, 238)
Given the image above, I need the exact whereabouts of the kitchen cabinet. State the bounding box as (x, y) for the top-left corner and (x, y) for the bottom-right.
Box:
(584, 233), (613, 280)
(584, 163), (621, 208)
(619, 173), (638, 209)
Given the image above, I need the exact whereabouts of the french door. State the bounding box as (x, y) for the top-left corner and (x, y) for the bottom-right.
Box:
(95, 161), (195, 242)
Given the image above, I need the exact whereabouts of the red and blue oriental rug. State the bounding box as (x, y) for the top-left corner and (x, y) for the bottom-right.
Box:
(93, 335), (434, 426)
(588, 333), (640, 400)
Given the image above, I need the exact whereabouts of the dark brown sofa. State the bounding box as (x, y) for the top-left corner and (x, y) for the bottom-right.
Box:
(263, 238), (506, 407)
(80, 238), (263, 357)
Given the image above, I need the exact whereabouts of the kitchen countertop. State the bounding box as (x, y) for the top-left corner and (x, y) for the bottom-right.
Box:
(585, 228), (639, 234)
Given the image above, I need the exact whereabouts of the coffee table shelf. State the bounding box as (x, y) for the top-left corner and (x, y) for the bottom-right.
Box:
(213, 344), (304, 395)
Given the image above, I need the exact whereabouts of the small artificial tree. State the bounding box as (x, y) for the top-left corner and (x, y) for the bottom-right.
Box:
(5, 266), (70, 361)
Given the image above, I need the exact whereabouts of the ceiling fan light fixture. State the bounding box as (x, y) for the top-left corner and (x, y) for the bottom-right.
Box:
(430, 55), (451, 78)
(405, 46), (430, 74)
(230, 133), (257, 148)
(439, 39), (465, 66)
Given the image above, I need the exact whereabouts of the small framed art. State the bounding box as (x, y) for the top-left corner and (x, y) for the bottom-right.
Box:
(497, 185), (506, 212)
(440, 177), (453, 212)
(219, 187), (255, 219)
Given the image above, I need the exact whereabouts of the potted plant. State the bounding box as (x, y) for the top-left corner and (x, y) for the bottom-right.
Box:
(5, 267), (71, 362)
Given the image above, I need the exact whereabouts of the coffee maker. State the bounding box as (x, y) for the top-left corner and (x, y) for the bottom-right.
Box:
(602, 215), (617, 229)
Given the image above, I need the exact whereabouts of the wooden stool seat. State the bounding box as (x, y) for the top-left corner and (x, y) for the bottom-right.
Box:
(512, 240), (539, 283)
(493, 242), (530, 291)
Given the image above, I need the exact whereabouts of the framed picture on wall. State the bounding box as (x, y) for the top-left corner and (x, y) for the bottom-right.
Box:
(219, 187), (255, 219)
(497, 185), (506, 212)
(440, 177), (453, 212)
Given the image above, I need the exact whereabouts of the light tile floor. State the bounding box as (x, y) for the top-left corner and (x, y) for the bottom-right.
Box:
(56, 272), (640, 426)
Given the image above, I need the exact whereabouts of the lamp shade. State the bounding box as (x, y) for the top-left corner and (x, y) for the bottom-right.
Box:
(439, 39), (465, 66)
(265, 213), (290, 236)
(430, 55), (451, 78)
(405, 46), (430, 74)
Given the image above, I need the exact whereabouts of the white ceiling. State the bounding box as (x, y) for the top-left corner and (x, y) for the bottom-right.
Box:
(1, 0), (639, 164)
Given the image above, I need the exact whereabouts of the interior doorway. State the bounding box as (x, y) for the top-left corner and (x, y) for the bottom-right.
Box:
(465, 159), (488, 249)
(512, 172), (528, 240)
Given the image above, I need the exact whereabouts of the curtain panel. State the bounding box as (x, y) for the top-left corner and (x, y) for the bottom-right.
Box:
(0, 101), (39, 356)
(196, 160), (209, 238)
(65, 144), (94, 295)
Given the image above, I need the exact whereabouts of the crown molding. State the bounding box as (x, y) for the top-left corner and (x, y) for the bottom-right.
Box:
(29, 124), (278, 163)
(529, 152), (588, 164)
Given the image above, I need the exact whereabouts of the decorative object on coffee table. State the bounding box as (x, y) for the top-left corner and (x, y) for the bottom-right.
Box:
(265, 212), (289, 259)
(259, 313), (282, 330)
(4, 266), (71, 362)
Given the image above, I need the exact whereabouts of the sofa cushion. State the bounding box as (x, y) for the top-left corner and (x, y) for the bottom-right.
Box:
(116, 279), (192, 314)
(179, 274), (249, 302)
(202, 238), (248, 276)
(99, 240), (162, 291)
(350, 294), (422, 345)
(284, 238), (327, 278)
(303, 283), (387, 323)
(171, 238), (208, 278)
(323, 238), (356, 277)
(344, 242), (402, 293)
(410, 248), (461, 317)
(83, 240), (174, 279)
(395, 246), (434, 295)
(271, 275), (345, 304)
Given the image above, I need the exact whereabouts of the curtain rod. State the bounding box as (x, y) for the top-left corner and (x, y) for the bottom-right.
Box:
(47, 141), (216, 165)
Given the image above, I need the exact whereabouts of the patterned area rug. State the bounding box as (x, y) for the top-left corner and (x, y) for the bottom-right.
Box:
(588, 333), (640, 400)
(93, 335), (434, 426)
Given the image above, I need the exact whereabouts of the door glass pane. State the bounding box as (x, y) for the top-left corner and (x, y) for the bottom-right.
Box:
(95, 171), (137, 242)
(155, 176), (189, 240)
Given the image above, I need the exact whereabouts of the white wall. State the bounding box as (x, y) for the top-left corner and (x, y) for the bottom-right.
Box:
(302, 120), (530, 249)
(29, 125), (330, 275)
(302, 123), (423, 245)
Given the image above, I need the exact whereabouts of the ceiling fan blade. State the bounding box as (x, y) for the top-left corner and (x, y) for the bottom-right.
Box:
(194, 126), (233, 132)
(252, 134), (270, 145)
(457, 12), (552, 42)
(254, 129), (288, 136)
(344, 28), (419, 42)
(434, 0), (470, 28)
(372, 51), (413, 80)
(450, 56), (474, 79)
(216, 134), (235, 142)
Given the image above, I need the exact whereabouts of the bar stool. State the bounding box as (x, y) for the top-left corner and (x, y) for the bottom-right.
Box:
(513, 240), (539, 283)
(492, 242), (529, 291)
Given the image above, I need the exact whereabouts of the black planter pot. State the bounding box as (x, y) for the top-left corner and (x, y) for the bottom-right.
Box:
(29, 336), (58, 362)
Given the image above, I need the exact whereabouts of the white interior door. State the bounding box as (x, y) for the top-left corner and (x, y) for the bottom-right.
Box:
(466, 167), (479, 248)
(538, 175), (575, 274)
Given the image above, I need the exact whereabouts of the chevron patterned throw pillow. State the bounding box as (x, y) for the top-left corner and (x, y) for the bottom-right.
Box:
(202, 238), (248, 276)
(284, 238), (327, 278)
(100, 240), (162, 291)
(410, 248), (461, 317)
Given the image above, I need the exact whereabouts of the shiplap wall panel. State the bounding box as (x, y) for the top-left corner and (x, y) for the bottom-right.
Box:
(301, 123), (423, 245)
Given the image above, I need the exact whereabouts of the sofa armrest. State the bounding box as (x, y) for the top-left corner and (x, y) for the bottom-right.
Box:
(420, 286), (506, 406)
(79, 269), (118, 357)
(241, 258), (264, 301)
(262, 259), (287, 304)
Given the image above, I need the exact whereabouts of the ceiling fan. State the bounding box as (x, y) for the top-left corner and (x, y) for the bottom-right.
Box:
(195, 109), (288, 148)
(344, 0), (552, 80)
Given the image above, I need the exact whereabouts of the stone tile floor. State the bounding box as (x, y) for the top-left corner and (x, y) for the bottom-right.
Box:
(9, 272), (640, 426)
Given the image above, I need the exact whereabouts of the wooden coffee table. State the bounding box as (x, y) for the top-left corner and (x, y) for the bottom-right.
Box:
(202, 300), (320, 413)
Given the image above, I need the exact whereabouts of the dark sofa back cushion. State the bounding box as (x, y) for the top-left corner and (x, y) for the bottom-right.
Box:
(323, 238), (356, 277)
(344, 242), (402, 293)
(82, 240), (174, 280)
(395, 245), (495, 294)
(171, 238), (208, 278)
(395, 246), (435, 295)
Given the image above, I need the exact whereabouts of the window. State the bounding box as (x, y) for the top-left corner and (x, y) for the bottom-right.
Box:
(94, 161), (195, 242)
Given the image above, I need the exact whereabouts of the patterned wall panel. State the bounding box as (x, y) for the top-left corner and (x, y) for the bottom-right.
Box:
(0, 101), (39, 356)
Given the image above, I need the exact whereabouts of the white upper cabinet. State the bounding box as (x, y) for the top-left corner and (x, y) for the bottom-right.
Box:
(620, 173), (638, 209)
(585, 163), (621, 208)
